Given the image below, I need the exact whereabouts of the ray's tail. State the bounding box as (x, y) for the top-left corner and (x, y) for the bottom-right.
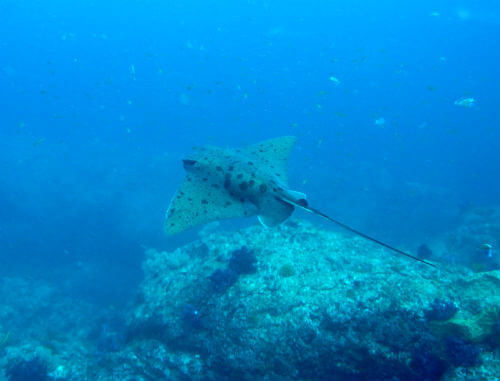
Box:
(306, 206), (436, 268)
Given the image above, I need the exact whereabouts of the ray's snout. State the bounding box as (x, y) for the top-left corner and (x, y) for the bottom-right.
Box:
(183, 159), (197, 170)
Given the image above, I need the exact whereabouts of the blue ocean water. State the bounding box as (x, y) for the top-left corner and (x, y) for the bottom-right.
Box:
(1, 0), (499, 306)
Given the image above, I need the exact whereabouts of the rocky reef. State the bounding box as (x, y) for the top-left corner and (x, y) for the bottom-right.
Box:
(125, 220), (500, 380)
(1, 219), (500, 380)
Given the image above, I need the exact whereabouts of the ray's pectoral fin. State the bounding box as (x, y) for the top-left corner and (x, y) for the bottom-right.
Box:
(165, 175), (257, 235)
(258, 196), (295, 227)
(243, 136), (296, 185)
(279, 189), (308, 208)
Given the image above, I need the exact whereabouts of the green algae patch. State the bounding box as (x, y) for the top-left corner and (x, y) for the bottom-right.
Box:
(430, 306), (499, 343)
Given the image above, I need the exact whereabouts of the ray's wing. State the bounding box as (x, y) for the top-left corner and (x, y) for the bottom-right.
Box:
(165, 174), (258, 235)
(257, 195), (295, 227)
(242, 136), (296, 185)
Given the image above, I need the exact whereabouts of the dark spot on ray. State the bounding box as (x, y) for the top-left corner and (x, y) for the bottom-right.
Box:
(228, 166), (234, 171)
(188, 197), (193, 201)
(201, 199), (208, 204)
(248, 180), (255, 187)
(259, 184), (267, 193)
(270, 165), (275, 169)
(247, 161), (254, 166)
(237, 174), (243, 179)
(259, 149), (264, 152)
(212, 184), (220, 188)
(239, 182), (248, 191)
(196, 212), (199, 216)
(170, 223), (175, 227)
(180, 191), (185, 195)
(225, 201), (231, 206)
(251, 172), (255, 178)
(216, 166), (223, 171)
(169, 208), (175, 215)
(202, 177), (208, 181)
(236, 149), (241, 152)
(276, 173), (281, 177)
(224, 177), (231, 189)
(240, 198), (245, 203)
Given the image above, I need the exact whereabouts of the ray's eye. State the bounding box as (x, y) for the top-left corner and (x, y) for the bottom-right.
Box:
(183, 159), (198, 168)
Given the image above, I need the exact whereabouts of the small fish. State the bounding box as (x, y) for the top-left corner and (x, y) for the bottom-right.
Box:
(454, 97), (475, 108)
(374, 117), (386, 126)
(479, 243), (493, 258)
(329, 76), (340, 85)
(32, 138), (46, 147)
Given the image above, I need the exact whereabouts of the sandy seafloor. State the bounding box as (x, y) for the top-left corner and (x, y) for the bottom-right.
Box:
(1, 206), (499, 381)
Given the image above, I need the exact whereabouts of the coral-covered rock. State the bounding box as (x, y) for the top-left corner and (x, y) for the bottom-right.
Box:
(125, 220), (500, 380)
(445, 336), (481, 367)
(228, 246), (257, 275)
(5, 357), (48, 381)
(209, 268), (239, 293)
(6, 220), (500, 381)
(424, 298), (458, 321)
(430, 306), (499, 342)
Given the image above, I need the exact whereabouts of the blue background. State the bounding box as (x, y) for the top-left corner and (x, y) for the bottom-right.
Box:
(1, 0), (499, 304)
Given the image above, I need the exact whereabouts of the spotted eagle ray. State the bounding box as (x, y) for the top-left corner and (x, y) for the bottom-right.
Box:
(165, 136), (435, 267)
